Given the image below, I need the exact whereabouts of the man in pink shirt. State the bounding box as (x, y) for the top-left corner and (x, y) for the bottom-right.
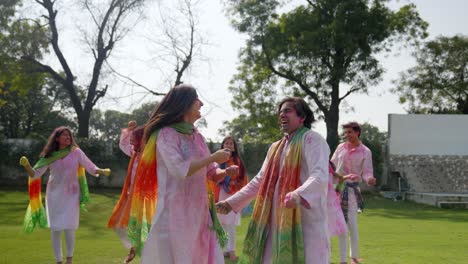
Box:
(331, 122), (376, 264)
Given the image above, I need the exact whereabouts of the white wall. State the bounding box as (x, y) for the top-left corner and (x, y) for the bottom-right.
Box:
(388, 114), (468, 155)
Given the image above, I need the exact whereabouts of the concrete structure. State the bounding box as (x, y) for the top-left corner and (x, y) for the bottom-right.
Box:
(385, 114), (468, 208)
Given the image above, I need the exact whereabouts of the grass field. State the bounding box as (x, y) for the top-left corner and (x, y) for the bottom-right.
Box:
(1, 189), (467, 264)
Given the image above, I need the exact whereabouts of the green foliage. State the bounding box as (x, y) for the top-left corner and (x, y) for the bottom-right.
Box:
(131, 102), (157, 125)
(0, 139), (44, 166)
(89, 102), (159, 142)
(0, 69), (74, 139)
(359, 122), (386, 183)
(90, 109), (132, 141)
(242, 142), (270, 176)
(225, 0), (428, 149)
(0, 0), (68, 139)
(393, 35), (468, 114)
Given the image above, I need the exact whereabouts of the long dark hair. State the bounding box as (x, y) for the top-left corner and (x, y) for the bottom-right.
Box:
(40, 126), (78, 158)
(220, 136), (247, 181)
(143, 84), (198, 143)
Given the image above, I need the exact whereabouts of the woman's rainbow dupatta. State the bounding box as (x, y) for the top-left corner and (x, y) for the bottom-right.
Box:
(107, 153), (137, 228)
(23, 146), (90, 233)
(243, 126), (308, 264)
(127, 122), (227, 255)
(23, 177), (48, 233)
(127, 132), (158, 255)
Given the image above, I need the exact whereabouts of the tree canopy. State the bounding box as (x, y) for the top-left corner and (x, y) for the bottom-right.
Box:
(394, 35), (468, 114)
(224, 0), (427, 150)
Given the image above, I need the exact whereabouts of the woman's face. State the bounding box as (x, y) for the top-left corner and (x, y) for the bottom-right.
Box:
(223, 138), (235, 151)
(184, 97), (204, 124)
(56, 130), (72, 148)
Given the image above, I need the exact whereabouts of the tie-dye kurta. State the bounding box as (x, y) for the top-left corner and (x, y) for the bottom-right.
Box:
(140, 127), (224, 264)
(225, 130), (330, 263)
(32, 148), (98, 231)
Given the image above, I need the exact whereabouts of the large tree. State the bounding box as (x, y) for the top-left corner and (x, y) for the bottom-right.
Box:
(20, 0), (146, 137)
(224, 0), (427, 150)
(0, 0), (73, 139)
(394, 35), (468, 114)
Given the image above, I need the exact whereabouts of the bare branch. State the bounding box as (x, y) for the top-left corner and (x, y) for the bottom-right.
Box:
(105, 60), (165, 96)
(37, 0), (74, 84)
(261, 37), (328, 114)
(339, 87), (361, 101)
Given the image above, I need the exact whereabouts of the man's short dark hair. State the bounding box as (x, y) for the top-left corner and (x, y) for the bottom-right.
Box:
(342, 121), (361, 137)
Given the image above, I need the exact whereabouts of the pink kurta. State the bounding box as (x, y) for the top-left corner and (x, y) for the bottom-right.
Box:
(225, 130), (330, 264)
(33, 148), (98, 231)
(140, 127), (224, 264)
(330, 142), (374, 184)
(327, 166), (347, 237)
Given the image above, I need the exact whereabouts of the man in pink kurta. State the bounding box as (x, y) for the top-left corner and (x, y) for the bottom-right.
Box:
(217, 97), (331, 263)
(331, 122), (376, 264)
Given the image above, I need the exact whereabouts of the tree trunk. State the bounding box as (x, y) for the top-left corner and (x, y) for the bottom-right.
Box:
(77, 110), (90, 138)
(325, 75), (341, 154)
(325, 109), (340, 154)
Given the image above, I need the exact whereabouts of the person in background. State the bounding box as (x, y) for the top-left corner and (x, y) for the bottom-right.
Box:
(331, 122), (376, 264)
(215, 135), (248, 261)
(107, 121), (144, 263)
(19, 126), (111, 264)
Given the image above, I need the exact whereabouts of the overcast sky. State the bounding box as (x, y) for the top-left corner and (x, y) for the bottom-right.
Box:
(28, 0), (468, 141)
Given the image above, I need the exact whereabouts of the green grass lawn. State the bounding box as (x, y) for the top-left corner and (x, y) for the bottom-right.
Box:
(1, 189), (467, 264)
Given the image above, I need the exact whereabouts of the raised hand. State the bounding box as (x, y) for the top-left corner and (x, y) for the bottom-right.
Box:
(211, 149), (231, 164)
(367, 177), (376, 186)
(225, 165), (239, 178)
(97, 168), (111, 177)
(216, 201), (233, 214)
(19, 156), (30, 167)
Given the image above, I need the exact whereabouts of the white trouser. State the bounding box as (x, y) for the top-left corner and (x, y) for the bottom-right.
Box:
(114, 228), (132, 249)
(51, 229), (76, 262)
(223, 224), (237, 253)
(339, 189), (359, 262)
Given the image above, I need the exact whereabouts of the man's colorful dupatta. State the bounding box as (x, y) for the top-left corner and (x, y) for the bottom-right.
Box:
(243, 126), (308, 264)
(23, 146), (90, 233)
(127, 122), (227, 255)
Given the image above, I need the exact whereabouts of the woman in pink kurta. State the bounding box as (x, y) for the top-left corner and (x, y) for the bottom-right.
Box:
(107, 123), (144, 263)
(19, 126), (110, 264)
(139, 85), (236, 264)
